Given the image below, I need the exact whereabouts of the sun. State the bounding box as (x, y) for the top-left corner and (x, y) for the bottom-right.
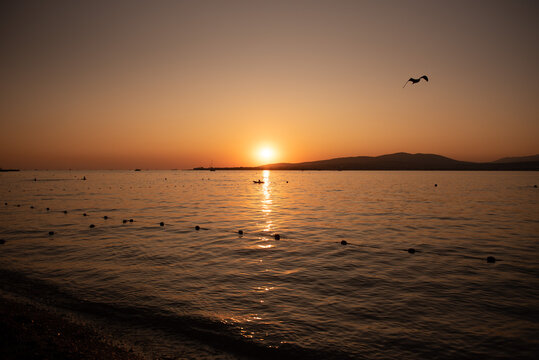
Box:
(258, 147), (275, 163)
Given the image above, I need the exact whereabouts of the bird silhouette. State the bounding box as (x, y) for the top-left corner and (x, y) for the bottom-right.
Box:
(403, 75), (429, 88)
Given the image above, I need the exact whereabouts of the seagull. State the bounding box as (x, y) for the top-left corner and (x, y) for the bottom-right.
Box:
(403, 75), (429, 88)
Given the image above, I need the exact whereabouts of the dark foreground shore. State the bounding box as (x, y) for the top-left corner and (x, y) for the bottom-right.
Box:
(0, 295), (143, 360)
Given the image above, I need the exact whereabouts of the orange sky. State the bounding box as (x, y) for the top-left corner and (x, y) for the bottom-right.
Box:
(1, 0), (538, 169)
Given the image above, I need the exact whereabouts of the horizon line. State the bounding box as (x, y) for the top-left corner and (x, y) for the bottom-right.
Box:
(5, 151), (538, 171)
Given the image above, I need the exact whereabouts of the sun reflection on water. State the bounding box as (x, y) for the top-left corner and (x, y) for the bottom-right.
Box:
(261, 170), (273, 234)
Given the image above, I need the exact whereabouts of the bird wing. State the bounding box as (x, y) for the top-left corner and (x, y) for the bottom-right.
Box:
(403, 79), (412, 88)
(421, 75), (429, 82)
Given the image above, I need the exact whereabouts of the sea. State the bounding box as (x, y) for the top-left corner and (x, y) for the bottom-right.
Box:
(0, 170), (538, 359)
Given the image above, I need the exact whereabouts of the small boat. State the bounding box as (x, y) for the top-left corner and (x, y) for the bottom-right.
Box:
(134, 169), (141, 171)
(253, 180), (264, 184)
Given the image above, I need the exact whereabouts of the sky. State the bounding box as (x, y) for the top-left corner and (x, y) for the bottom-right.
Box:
(1, 0), (538, 169)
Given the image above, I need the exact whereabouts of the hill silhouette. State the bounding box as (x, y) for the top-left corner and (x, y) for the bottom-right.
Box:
(493, 154), (539, 163)
(194, 152), (539, 171)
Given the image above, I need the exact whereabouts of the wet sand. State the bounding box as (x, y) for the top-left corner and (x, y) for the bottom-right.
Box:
(0, 295), (142, 360)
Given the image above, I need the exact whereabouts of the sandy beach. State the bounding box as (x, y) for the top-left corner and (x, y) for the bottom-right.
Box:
(0, 295), (142, 360)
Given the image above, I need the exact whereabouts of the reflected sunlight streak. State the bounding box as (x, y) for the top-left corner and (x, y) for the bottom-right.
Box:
(261, 170), (272, 232)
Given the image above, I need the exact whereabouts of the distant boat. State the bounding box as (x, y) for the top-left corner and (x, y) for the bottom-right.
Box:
(253, 180), (264, 184)
(0, 168), (20, 172)
(134, 169), (141, 171)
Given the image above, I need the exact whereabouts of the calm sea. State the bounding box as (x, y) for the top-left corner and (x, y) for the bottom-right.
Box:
(0, 170), (538, 359)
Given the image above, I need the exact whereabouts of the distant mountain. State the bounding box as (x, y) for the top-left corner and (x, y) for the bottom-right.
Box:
(493, 154), (539, 163)
(258, 153), (475, 170)
(194, 152), (539, 171)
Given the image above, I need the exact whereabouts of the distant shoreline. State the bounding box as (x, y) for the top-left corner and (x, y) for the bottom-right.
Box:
(193, 167), (539, 171)
(194, 152), (539, 171)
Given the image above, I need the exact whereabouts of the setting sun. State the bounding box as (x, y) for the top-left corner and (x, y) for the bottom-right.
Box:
(257, 147), (276, 164)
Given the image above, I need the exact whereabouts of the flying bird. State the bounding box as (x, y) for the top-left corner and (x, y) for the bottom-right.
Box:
(403, 75), (429, 88)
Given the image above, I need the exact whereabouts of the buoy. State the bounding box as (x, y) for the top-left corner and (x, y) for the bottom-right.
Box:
(0, 239), (5, 244)
(434, 184), (438, 187)
(46, 207), (50, 211)
(83, 213), (87, 216)
(129, 219), (134, 222)
(486, 256), (496, 263)
(4, 203), (7, 206)
(238, 230), (244, 235)
(48, 231), (54, 236)
(63, 210), (67, 214)
(123, 219), (128, 224)
(30, 206), (34, 209)
(160, 222), (164, 226)
(195, 225), (200, 230)
(341, 240), (348, 245)
(104, 216), (108, 220)
(534, 185), (538, 188)
(274, 234), (281, 240)
(16, 204), (20, 207)
(408, 248), (416, 254)
(89, 224), (95, 228)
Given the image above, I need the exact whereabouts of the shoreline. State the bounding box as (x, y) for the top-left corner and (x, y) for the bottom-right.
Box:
(0, 295), (143, 360)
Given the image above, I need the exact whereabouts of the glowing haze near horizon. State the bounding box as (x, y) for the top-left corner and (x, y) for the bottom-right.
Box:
(1, 0), (538, 170)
